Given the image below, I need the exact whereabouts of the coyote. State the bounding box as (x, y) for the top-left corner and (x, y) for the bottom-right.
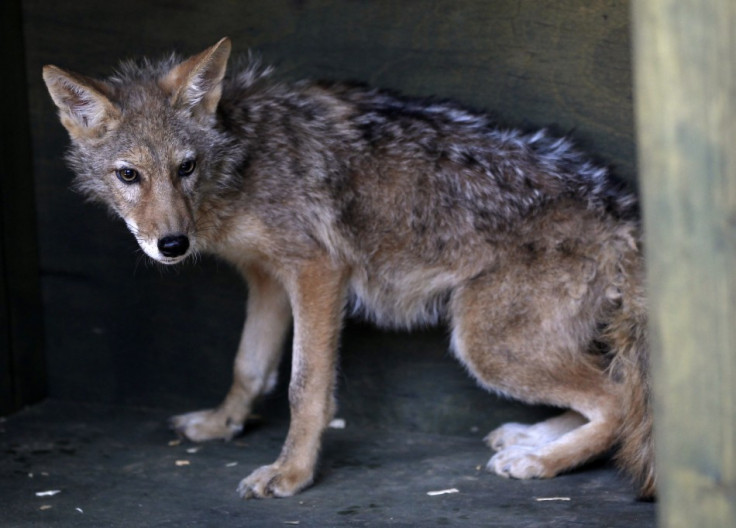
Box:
(43, 38), (654, 499)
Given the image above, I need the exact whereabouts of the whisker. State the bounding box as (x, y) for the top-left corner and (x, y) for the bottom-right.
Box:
(132, 249), (148, 275)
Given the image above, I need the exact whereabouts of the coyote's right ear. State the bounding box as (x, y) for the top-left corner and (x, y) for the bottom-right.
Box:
(42, 66), (120, 141)
(160, 37), (232, 120)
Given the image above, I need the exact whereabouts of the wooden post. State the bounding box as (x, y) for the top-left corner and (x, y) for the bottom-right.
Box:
(633, 1), (736, 526)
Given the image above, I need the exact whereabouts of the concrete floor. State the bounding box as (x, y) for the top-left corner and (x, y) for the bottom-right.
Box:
(1, 400), (655, 527)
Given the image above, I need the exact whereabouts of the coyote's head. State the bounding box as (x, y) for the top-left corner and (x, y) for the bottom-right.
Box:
(43, 38), (233, 264)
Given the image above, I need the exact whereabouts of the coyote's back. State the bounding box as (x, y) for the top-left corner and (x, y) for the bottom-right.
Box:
(43, 38), (654, 500)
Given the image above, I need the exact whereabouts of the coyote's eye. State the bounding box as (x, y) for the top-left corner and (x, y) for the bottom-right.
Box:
(116, 168), (140, 184)
(178, 159), (196, 177)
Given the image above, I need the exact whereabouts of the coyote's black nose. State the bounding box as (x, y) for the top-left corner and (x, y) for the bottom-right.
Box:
(158, 235), (190, 258)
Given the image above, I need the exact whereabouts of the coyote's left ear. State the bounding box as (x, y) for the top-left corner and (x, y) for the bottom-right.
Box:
(161, 37), (232, 118)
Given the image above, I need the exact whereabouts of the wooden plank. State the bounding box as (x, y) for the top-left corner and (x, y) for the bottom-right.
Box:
(0, 0), (46, 414)
(633, 1), (736, 526)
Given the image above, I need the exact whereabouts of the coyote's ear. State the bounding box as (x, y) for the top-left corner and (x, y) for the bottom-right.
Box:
(161, 37), (232, 118)
(42, 65), (120, 140)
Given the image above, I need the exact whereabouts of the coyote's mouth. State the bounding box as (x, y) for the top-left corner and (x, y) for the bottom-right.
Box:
(156, 255), (189, 265)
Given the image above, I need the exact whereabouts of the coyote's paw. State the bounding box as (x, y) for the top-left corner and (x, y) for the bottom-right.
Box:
(487, 446), (552, 480)
(169, 409), (243, 442)
(485, 423), (539, 451)
(237, 463), (314, 499)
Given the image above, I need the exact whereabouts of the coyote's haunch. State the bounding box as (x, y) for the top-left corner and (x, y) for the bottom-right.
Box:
(43, 38), (654, 500)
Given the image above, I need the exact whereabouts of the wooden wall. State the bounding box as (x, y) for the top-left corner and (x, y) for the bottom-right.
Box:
(634, 1), (736, 526)
(19, 0), (633, 433)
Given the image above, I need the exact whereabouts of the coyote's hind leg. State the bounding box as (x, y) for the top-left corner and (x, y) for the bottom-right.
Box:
(451, 266), (624, 481)
(486, 406), (618, 479)
(486, 410), (587, 451)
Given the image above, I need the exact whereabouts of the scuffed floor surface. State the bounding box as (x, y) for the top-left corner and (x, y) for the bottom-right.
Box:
(1, 401), (655, 527)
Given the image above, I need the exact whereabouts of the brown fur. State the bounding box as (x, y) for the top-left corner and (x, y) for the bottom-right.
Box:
(43, 38), (655, 499)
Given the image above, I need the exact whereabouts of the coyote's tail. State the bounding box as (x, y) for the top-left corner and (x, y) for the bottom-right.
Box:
(604, 239), (655, 500)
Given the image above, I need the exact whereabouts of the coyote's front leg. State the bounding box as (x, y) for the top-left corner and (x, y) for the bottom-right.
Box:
(238, 258), (347, 498)
(171, 265), (292, 441)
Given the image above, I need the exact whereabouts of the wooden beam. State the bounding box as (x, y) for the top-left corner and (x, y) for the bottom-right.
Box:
(633, 1), (736, 526)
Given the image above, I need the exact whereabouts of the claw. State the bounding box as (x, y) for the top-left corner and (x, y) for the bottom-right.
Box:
(237, 463), (313, 499)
